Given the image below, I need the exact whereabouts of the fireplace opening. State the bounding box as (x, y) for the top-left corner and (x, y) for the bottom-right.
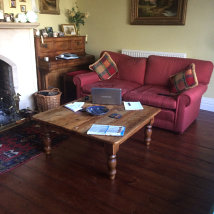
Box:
(0, 59), (22, 128)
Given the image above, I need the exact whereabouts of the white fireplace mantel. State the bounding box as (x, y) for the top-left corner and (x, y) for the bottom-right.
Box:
(0, 22), (39, 29)
(0, 22), (40, 110)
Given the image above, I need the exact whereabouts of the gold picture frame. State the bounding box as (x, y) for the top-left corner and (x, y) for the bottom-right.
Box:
(10, 0), (16, 8)
(39, 0), (60, 15)
(0, 0), (4, 11)
(61, 24), (77, 36)
(20, 5), (26, 12)
(131, 0), (188, 25)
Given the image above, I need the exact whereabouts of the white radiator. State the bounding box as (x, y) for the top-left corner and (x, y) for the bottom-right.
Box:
(121, 49), (186, 58)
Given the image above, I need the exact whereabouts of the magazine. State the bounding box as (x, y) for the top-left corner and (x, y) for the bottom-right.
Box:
(124, 101), (143, 110)
(87, 124), (125, 136)
(64, 102), (84, 112)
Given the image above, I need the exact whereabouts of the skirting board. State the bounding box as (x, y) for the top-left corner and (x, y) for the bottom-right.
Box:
(200, 97), (214, 112)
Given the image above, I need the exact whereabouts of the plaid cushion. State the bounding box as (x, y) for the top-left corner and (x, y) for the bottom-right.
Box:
(169, 63), (198, 93)
(89, 52), (118, 80)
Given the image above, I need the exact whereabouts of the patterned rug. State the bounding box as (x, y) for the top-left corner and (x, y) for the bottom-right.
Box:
(0, 120), (68, 174)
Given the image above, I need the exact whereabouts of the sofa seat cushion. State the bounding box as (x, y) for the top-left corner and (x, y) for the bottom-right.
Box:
(82, 79), (141, 96)
(123, 85), (177, 110)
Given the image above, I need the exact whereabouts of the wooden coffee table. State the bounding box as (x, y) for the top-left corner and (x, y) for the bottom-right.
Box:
(33, 99), (161, 180)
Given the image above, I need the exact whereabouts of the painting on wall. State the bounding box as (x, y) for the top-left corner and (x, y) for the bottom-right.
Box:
(131, 0), (188, 25)
(20, 5), (26, 12)
(39, 0), (60, 14)
(0, 0), (4, 11)
(10, 0), (16, 8)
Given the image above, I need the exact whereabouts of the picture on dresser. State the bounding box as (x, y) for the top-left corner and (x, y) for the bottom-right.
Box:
(45, 27), (53, 37)
(61, 24), (77, 36)
(39, 0), (60, 15)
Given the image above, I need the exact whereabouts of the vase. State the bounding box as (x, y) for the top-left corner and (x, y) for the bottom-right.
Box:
(76, 26), (80, 35)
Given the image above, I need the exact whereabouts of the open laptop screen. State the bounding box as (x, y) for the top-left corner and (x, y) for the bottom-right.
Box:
(92, 88), (122, 105)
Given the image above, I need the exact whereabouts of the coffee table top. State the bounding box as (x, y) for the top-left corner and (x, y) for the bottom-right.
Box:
(33, 100), (161, 145)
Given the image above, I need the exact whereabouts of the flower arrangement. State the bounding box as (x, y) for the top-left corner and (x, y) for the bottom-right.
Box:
(66, 3), (89, 34)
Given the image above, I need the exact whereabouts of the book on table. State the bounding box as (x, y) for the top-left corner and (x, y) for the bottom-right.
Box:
(87, 124), (125, 136)
(124, 101), (143, 110)
(64, 102), (84, 112)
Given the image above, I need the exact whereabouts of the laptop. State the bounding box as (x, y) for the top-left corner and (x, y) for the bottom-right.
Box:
(92, 88), (122, 105)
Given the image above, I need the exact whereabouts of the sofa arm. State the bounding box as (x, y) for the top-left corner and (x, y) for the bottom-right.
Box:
(175, 84), (208, 133)
(177, 84), (208, 107)
(73, 72), (100, 98)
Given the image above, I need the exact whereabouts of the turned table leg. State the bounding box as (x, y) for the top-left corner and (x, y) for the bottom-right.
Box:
(104, 144), (119, 180)
(145, 117), (154, 147)
(44, 132), (51, 155)
(41, 124), (52, 155)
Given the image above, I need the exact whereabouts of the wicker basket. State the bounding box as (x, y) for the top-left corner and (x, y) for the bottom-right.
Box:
(34, 88), (62, 112)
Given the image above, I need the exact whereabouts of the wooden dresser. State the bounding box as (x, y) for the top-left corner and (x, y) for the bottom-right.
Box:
(34, 36), (95, 92)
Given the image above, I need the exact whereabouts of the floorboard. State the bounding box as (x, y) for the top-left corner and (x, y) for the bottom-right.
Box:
(0, 110), (214, 214)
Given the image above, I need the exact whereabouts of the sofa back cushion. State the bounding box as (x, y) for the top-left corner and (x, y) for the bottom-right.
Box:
(101, 51), (147, 85)
(145, 55), (213, 87)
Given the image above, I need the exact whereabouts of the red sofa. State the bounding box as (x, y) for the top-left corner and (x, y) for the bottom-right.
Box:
(73, 51), (213, 133)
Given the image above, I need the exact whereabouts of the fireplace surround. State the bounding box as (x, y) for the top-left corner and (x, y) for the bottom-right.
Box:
(0, 22), (39, 111)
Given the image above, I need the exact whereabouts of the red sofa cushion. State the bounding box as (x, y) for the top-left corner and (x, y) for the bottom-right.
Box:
(101, 51), (147, 85)
(66, 70), (89, 77)
(123, 85), (177, 110)
(89, 52), (118, 80)
(145, 55), (213, 87)
(169, 63), (198, 93)
(117, 57), (147, 85)
(82, 79), (141, 96)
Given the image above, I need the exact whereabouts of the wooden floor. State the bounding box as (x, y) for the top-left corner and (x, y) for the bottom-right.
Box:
(0, 110), (214, 214)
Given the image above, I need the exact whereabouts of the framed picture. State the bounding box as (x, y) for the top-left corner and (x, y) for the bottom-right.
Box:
(39, 0), (60, 15)
(0, 0), (4, 11)
(45, 27), (53, 37)
(10, 0), (16, 8)
(131, 0), (188, 25)
(41, 28), (48, 37)
(61, 24), (77, 36)
(20, 5), (26, 12)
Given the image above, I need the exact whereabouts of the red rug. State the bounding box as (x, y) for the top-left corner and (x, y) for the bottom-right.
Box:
(0, 120), (68, 174)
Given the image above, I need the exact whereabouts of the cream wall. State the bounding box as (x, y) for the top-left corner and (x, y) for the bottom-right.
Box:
(78, 0), (214, 98)
(37, 0), (74, 31)
(3, 0), (74, 31)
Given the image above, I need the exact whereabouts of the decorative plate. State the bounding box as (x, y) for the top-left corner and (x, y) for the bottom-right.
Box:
(86, 106), (109, 116)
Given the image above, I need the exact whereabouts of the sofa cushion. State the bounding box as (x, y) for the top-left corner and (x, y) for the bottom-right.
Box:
(169, 63), (198, 94)
(145, 55), (214, 86)
(101, 51), (147, 85)
(117, 57), (147, 85)
(82, 79), (141, 96)
(89, 52), (118, 80)
(123, 85), (177, 110)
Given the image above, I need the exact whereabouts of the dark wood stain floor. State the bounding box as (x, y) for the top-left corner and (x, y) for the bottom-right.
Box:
(0, 110), (214, 214)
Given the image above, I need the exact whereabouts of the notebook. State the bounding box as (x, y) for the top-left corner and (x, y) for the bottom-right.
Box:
(92, 88), (122, 105)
